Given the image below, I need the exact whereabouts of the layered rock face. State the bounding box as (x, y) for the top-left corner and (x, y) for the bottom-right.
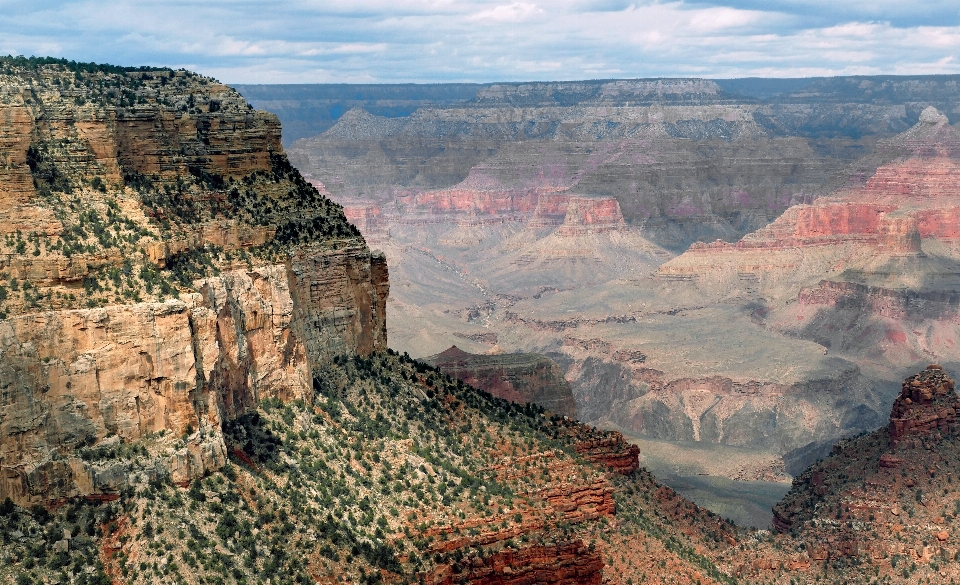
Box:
(0, 59), (387, 505)
(423, 346), (578, 417)
(555, 197), (626, 236)
(283, 76), (960, 252)
(657, 108), (960, 287)
(888, 365), (960, 448)
(0, 246), (388, 504)
(429, 540), (603, 585)
(658, 110), (960, 373)
(293, 100), (830, 250)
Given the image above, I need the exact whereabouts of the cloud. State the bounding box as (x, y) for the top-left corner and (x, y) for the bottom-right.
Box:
(469, 2), (543, 22)
(0, 0), (957, 82)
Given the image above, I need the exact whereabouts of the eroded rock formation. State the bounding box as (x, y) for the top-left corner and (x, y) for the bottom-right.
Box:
(748, 366), (960, 582)
(0, 246), (388, 504)
(0, 59), (386, 505)
(424, 346), (578, 418)
(888, 365), (960, 448)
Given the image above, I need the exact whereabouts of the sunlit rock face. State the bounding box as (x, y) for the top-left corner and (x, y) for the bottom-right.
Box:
(0, 61), (387, 504)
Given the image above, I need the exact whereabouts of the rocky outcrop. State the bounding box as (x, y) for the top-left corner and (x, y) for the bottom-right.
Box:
(755, 366), (960, 582)
(888, 365), (960, 448)
(425, 540), (603, 585)
(555, 197), (626, 236)
(0, 60), (388, 505)
(0, 246), (388, 504)
(424, 346), (577, 418)
(570, 430), (641, 475)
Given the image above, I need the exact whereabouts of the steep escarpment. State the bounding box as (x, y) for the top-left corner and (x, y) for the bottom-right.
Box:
(0, 57), (387, 506)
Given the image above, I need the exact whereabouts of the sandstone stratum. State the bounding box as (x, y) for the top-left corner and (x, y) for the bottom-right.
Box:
(0, 56), (388, 505)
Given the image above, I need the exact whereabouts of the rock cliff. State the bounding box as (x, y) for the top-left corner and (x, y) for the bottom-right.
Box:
(0, 57), (387, 505)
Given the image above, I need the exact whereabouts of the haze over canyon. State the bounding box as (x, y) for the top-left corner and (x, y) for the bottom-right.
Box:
(240, 76), (960, 492)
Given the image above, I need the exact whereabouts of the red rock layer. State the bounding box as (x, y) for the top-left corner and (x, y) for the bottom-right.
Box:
(889, 365), (960, 448)
(425, 540), (603, 585)
(397, 188), (627, 235)
(555, 197), (626, 236)
(573, 433), (641, 475)
(341, 201), (389, 240)
(396, 188), (546, 216)
(529, 192), (575, 226)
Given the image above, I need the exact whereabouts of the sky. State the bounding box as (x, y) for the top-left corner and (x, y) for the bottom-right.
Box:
(1, 1), (960, 84)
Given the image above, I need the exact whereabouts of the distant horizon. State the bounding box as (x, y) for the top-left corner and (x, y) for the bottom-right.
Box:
(2, 2), (958, 84)
(10, 54), (960, 86)
(17, 53), (960, 88)
(228, 72), (960, 86)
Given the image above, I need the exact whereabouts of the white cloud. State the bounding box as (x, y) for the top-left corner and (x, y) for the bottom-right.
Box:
(469, 2), (543, 22)
(0, 0), (957, 82)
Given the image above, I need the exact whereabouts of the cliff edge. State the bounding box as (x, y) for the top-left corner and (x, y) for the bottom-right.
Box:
(0, 57), (388, 505)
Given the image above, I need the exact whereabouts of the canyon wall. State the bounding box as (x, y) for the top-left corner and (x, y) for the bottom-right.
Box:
(0, 60), (388, 505)
(0, 247), (388, 504)
(282, 76), (960, 252)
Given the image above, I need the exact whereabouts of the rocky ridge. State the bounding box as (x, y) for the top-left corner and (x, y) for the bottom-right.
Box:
(718, 365), (960, 583)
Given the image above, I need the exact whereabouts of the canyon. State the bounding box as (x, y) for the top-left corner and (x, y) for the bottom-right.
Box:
(0, 58), (749, 585)
(5, 58), (960, 585)
(264, 78), (960, 490)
